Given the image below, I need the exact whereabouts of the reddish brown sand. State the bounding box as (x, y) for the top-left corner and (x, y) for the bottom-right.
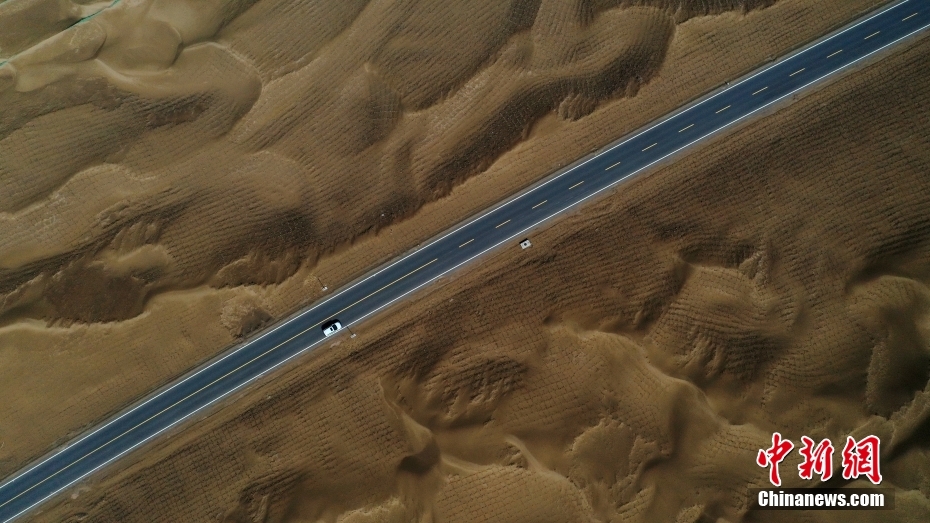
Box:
(21, 13), (930, 523)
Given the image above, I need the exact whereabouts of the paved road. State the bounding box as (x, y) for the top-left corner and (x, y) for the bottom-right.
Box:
(2, 1), (929, 520)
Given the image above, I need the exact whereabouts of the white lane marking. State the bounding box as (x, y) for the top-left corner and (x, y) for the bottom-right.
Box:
(3, 2), (924, 514)
(752, 86), (768, 95)
(356, 0), (905, 251)
(641, 143), (657, 151)
(458, 239), (474, 248)
(326, 259), (439, 322)
(605, 161), (623, 170)
(0, 257), (438, 512)
(568, 181), (584, 190)
(827, 49), (843, 58)
(865, 30), (880, 39)
(7, 3), (915, 488)
(716, 105), (731, 113)
(495, 219), (511, 228)
(903, 13), (918, 21)
(532, 200), (547, 209)
(678, 124), (694, 132)
(790, 68), (806, 76)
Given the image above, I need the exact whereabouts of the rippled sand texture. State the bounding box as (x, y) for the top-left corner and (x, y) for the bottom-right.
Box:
(0, 0), (718, 324)
(0, 0), (889, 488)
(28, 18), (930, 523)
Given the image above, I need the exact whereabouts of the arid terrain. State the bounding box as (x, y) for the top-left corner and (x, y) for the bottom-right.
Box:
(24, 20), (930, 522)
(0, 0), (889, 478)
(3, 0), (928, 521)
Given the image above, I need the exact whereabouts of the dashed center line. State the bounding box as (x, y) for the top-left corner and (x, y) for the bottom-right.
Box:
(0, 254), (442, 514)
(328, 259), (439, 323)
(7, 5), (926, 518)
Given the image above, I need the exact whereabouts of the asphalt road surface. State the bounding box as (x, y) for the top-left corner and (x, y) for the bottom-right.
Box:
(2, 1), (929, 520)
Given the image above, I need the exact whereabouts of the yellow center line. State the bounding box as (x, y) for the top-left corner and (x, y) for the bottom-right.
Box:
(568, 181), (584, 189)
(458, 239), (474, 248)
(0, 257), (441, 510)
(789, 68), (805, 77)
(864, 31), (880, 39)
(715, 105), (731, 114)
(641, 143), (657, 151)
(752, 86), (768, 95)
(902, 13), (918, 22)
(532, 200), (547, 209)
(678, 124), (694, 132)
(495, 219), (511, 228)
(826, 49), (843, 58)
(605, 160), (623, 170)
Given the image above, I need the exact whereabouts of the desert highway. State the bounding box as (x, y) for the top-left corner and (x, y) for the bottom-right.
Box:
(2, 1), (929, 520)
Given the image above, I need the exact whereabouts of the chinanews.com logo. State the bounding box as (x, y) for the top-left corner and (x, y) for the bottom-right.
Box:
(750, 433), (894, 511)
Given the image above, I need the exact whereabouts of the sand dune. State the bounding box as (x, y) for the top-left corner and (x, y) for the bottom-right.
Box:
(0, 0), (902, 515)
(24, 14), (930, 523)
(2, 0), (781, 326)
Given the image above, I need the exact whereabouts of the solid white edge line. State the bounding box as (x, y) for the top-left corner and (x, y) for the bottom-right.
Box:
(305, 0), (913, 259)
(0, 229), (436, 487)
(2, 256), (445, 511)
(0, 0), (921, 497)
(0, 0), (922, 498)
(10, 0), (912, 487)
(0, 0), (922, 509)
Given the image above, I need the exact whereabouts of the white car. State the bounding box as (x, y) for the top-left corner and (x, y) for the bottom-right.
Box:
(322, 320), (343, 337)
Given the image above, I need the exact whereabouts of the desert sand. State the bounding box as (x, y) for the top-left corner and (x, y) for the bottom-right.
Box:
(0, 0), (890, 483)
(0, 1), (930, 521)
(25, 22), (930, 522)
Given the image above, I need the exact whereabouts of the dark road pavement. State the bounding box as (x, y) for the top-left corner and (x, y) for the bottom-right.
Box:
(2, 1), (929, 520)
